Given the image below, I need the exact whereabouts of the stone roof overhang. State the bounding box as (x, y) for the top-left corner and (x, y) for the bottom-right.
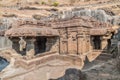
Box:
(90, 27), (113, 36)
(90, 28), (108, 35)
(89, 20), (114, 35)
(5, 27), (59, 37)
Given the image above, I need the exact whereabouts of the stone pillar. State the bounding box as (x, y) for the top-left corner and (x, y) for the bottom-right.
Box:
(101, 38), (108, 50)
(11, 38), (20, 53)
(67, 28), (77, 55)
(46, 37), (59, 53)
(50, 37), (59, 53)
(77, 35), (83, 55)
(59, 28), (68, 54)
(26, 38), (35, 59)
(46, 38), (52, 52)
(77, 28), (83, 55)
(82, 36), (87, 54)
(90, 36), (93, 51)
(78, 28), (90, 55)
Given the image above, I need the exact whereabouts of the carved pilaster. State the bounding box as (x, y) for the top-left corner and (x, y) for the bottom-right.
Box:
(59, 28), (68, 54)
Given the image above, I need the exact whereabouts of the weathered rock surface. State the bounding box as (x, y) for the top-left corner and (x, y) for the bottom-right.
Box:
(1, 7), (120, 50)
(50, 68), (87, 80)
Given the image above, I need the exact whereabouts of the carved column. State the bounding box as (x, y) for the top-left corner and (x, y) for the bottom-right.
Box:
(77, 34), (83, 55)
(26, 38), (36, 58)
(59, 28), (68, 54)
(77, 28), (83, 55)
(90, 36), (94, 51)
(101, 37), (108, 50)
(46, 37), (59, 53)
(67, 28), (77, 55)
(102, 33), (112, 50)
(10, 37), (20, 53)
(82, 29), (90, 54)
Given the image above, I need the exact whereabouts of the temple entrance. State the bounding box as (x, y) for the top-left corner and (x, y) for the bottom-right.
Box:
(35, 37), (47, 54)
(92, 36), (101, 50)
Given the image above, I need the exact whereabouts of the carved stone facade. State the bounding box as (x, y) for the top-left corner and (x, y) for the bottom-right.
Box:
(58, 26), (91, 56)
(3, 17), (114, 63)
(0, 17), (116, 80)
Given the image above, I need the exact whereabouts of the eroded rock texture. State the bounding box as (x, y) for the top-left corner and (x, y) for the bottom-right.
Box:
(50, 68), (87, 80)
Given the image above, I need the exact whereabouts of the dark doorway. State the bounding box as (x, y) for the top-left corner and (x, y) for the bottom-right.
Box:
(107, 39), (111, 50)
(92, 36), (101, 50)
(35, 37), (47, 54)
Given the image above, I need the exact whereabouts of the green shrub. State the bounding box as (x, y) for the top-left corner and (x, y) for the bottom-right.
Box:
(41, 1), (46, 5)
(52, 2), (59, 7)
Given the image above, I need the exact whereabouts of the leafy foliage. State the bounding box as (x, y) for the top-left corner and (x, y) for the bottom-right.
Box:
(41, 1), (46, 5)
(52, 2), (59, 7)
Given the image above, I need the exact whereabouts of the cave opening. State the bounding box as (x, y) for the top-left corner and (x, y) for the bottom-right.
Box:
(35, 37), (47, 55)
(92, 36), (101, 50)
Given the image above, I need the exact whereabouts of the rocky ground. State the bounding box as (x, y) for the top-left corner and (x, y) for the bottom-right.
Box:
(1, 0), (120, 18)
(48, 54), (120, 80)
(83, 58), (120, 80)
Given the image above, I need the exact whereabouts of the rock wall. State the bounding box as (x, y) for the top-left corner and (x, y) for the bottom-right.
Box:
(46, 8), (120, 26)
(0, 18), (12, 49)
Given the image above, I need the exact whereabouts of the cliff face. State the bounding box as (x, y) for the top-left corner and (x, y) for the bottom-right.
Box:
(0, 18), (12, 49)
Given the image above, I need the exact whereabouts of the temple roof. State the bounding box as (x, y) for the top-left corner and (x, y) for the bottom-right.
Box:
(50, 17), (94, 28)
(5, 27), (59, 37)
(4, 16), (114, 37)
(49, 16), (112, 29)
(90, 22), (113, 35)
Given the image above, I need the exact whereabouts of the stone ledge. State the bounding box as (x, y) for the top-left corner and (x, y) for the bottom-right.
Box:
(15, 54), (84, 69)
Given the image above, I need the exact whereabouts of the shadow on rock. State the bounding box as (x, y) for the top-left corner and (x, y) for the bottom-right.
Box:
(49, 68), (87, 80)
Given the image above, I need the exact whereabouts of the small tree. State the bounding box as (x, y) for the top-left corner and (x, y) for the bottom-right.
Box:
(41, 1), (46, 5)
(52, 2), (59, 7)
